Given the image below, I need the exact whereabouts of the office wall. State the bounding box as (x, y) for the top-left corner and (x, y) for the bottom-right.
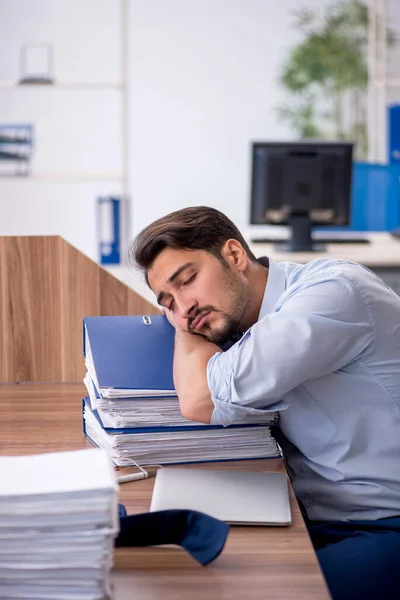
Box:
(0, 0), (122, 261)
(0, 0), (329, 261)
(127, 0), (328, 237)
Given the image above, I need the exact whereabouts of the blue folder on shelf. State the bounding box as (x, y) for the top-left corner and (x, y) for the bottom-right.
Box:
(83, 315), (176, 397)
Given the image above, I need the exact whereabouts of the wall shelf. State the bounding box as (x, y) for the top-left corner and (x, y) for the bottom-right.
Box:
(0, 82), (123, 90)
(0, 123), (33, 176)
(0, 173), (124, 182)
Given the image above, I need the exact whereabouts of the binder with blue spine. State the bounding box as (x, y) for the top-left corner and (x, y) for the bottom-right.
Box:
(82, 314), (282, 466)
(83, 315), (176, 397)
(82, 397), (278, 434)
(82, 398), (281, 467)
(84, 372), (279, 430)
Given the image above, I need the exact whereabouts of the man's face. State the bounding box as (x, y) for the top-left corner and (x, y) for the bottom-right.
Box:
(147, 247), (252, 346)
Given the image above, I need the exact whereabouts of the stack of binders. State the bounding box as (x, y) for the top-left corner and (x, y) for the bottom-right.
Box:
(0, 448), (118, 600)
(82, 315), (281, 466)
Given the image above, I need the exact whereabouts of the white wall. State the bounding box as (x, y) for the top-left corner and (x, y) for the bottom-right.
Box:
(0, 0), (329, 264)
(0, 0), (121, 84)
(128, 0), (327, 238)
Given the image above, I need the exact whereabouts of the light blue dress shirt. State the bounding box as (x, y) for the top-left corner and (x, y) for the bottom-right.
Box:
(207, 257), (400, 522)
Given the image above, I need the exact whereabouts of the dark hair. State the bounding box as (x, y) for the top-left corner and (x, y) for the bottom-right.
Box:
(130, 206), (258, 279)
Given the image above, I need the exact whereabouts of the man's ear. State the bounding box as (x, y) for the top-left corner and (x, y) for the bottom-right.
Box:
(220, 239), (248, 272)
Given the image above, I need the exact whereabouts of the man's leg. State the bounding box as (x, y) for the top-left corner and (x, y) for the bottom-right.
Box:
(308, 522), (400, 600)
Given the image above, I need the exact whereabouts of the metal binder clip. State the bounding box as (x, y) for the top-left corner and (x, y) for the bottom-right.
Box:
(143, 316), (152, 325)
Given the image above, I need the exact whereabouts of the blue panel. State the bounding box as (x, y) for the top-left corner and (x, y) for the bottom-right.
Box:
(351, 163), (400, 231)
(318, 162), (400, 232)
(388, 104), (400, 164)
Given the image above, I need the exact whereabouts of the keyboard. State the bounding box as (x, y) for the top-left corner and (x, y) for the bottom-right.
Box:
(251, 237), (370, 245)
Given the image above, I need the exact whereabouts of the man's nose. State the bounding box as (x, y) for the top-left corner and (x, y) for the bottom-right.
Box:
(176, 296), (197, 319)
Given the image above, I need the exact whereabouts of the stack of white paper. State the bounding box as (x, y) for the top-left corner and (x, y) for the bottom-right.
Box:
(83, 399), (280, 467)
(84, 372), (278, 429)
(0, 449), (118, 600)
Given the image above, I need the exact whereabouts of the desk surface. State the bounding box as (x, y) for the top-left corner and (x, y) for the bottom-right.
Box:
(250, 232), (400, 268)
(0, 383), (330, 600)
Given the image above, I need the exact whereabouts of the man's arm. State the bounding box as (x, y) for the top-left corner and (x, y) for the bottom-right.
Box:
(173, 329), (219, 424)
(208, 276), (373, 426)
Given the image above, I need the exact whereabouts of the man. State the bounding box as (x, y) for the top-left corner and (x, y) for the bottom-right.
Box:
(131, 205), (400, 600)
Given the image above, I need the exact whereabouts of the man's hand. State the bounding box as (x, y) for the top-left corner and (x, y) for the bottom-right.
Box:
(163, 308), (191, 334)
(163, 308), (177, 329)
(165, 321), (218, 425)
(162, 309), (218, 424)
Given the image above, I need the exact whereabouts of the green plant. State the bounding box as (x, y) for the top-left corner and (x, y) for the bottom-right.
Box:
(278, 0), (396, 159)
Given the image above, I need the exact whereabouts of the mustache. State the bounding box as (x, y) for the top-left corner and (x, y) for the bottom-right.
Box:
(187, 306), (219, 332)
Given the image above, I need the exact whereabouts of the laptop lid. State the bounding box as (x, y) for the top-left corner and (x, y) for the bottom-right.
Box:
(149, 468), (291, 526)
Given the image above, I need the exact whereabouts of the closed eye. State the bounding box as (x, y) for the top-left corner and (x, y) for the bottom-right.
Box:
(182, 274), (196, 287)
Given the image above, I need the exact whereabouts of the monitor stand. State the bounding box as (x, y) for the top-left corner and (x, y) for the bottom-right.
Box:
(390, 227), (400, 240)
(274, 214), (325, 252)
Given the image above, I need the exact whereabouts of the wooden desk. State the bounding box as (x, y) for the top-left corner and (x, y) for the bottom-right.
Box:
(250, 232), (400, 268)
(250, 232), (400, 295)
(0, 384), (330, 599)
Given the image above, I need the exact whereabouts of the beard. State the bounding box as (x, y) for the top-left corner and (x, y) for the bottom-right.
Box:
(200, 312), (243, 346)
(187, 268), (251, 347)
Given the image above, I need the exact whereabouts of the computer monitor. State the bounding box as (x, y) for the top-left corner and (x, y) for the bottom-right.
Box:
(250, 141), (354, 251)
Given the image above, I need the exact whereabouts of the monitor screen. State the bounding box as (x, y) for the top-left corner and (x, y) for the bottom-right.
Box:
(250, 141), (354, 251)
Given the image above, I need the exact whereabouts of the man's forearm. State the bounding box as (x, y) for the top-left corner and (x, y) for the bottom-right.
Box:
(173, 330), (220, 424)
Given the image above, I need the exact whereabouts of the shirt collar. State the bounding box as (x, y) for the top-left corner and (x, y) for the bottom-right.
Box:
(258, 257), (287, 319)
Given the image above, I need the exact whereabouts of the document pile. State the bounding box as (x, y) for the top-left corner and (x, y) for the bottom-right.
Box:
(0, 448), (118, 600)
(83, 315), (281, 466)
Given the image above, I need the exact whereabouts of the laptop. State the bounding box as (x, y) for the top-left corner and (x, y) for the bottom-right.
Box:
(149, 468), (291, 526)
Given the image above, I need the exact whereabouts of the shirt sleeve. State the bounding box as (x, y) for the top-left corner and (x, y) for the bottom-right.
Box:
(207, 274), (373, 426)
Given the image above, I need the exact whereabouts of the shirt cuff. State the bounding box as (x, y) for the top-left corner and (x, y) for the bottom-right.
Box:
(207, 350), (287, 427)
